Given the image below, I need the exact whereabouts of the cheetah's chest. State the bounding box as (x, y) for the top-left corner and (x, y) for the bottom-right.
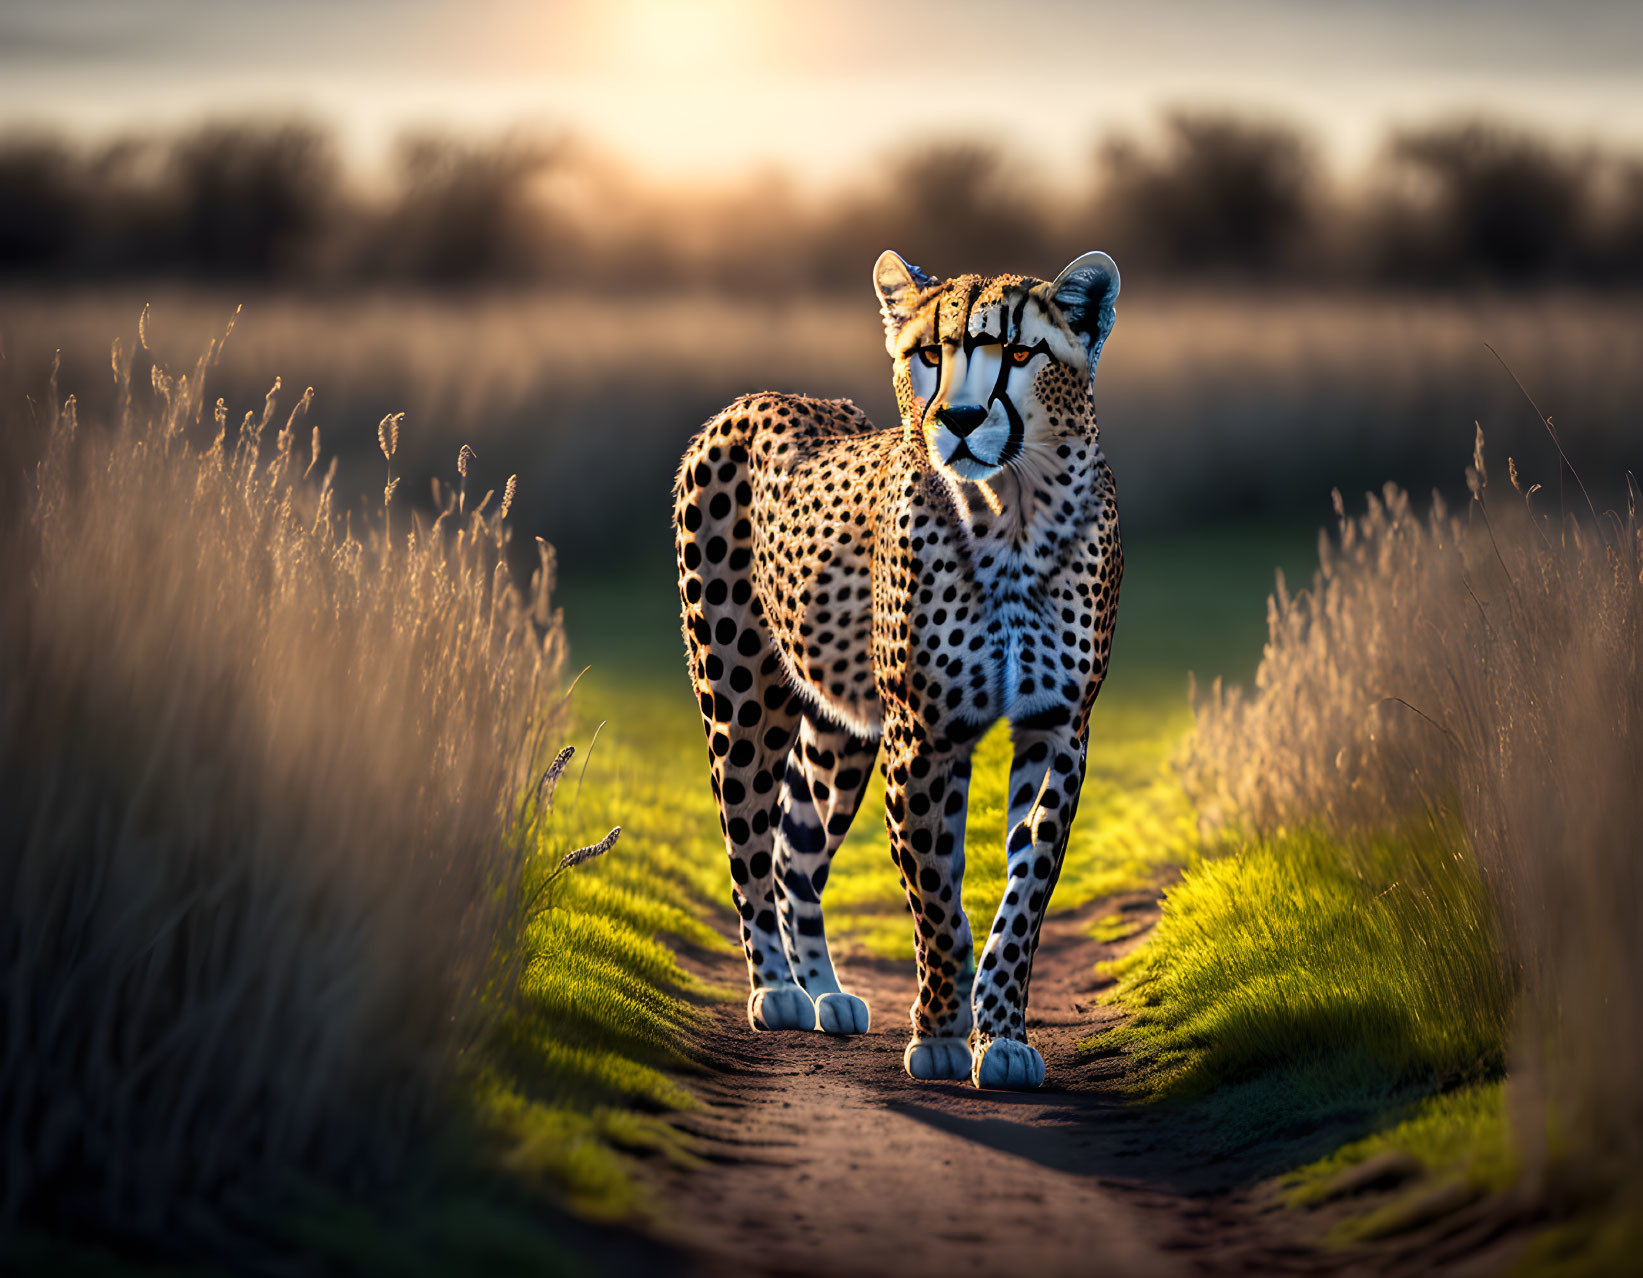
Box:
(970, 564), (1078, 724)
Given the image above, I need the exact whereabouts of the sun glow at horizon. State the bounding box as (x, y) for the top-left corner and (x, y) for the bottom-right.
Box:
(594, 0), (760, 78)
(0, 0), (1637, 189)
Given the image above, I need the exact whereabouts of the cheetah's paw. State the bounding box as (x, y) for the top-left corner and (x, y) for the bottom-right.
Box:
(814, 991), (870, 1035)
(903, 1036), (972, 1081)
(972, 1036), (1045, 1090)
(747, 983), (816, 1032)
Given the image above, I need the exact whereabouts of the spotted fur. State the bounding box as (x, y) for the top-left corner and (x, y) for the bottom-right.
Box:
(674, 251), (1123, 1089)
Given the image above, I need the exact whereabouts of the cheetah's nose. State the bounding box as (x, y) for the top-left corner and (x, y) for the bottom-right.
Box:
(933, 404), (987, 438)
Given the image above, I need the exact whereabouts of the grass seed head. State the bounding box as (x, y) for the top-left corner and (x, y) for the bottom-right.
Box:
(558, 826), (620, 874)
(377, 411), (401, 462)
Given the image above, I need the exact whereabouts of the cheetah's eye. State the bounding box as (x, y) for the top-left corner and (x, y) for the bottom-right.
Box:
(1006, 344), (1033, 365)
(915, 345), (942, 368)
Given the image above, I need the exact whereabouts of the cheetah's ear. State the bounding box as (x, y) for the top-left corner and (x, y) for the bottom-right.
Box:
(1048, 251), (1120, 369)
(873, 250), (935, 353)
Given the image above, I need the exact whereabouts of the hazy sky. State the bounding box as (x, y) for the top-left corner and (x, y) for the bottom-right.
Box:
(2, 0), (1640, 185)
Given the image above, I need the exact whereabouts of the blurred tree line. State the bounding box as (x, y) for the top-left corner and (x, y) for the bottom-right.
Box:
(3, 109), (1642, 290)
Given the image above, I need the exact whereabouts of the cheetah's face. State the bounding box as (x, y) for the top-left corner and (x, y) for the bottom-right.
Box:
(873, 251), (1120, 484)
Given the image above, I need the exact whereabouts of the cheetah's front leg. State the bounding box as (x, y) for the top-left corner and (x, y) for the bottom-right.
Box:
(970, 722), (1088, 1089)
(881, 736), (978, 1081)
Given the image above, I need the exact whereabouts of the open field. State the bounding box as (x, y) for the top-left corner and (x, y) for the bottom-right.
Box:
(3, 286), (1640, 575)
(4, 289), (1641, 1274)
(7, 5), (1641, 1270)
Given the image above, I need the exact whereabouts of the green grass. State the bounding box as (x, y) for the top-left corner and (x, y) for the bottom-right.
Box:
(473, 522), (1315, 1214)
(1088, 824), (1512, 1157)
(1086, 907), (1154, 944)
(471, 686), (741, 1220)
(1058, 530), (1527, 1201)
(820, 705), (1193, 957)
(506, 522), (1537, 1254)
(258, 693), (745, 1267)
(1284, 1082), (1514, 1210)
(1517, 1196), (1643, 1278)
(400, 519), (1320, 1235)
(492, 517), (1636, 1269)
(1271, 1080), (1519, 1248)
(1283, 1086), (1639, 1269)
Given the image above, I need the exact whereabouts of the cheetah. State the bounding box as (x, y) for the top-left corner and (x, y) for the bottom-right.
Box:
(673, 250), (1122, 1090)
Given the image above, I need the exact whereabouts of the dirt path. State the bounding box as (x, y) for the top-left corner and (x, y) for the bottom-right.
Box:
(634, 892), (1342, 1278)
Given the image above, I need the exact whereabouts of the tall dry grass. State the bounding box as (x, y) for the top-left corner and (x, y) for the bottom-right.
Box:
(0, 325), (563, 1253)
(4, 286), (1639, 567)
(1186, 426), (1643, 1204)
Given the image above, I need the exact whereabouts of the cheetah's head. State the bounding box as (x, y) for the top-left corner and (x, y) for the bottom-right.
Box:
(873, 250), (1119, 484)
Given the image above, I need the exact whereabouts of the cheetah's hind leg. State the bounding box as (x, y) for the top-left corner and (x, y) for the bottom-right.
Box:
(774, 713), (878, 1035)
(675, 421), (816, 1033)
(748, 984), (817, 1032)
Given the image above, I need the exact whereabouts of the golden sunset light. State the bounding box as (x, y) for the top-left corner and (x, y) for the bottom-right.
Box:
(2, 3), (1641, 1275)
(2, 0), (1640, 183)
